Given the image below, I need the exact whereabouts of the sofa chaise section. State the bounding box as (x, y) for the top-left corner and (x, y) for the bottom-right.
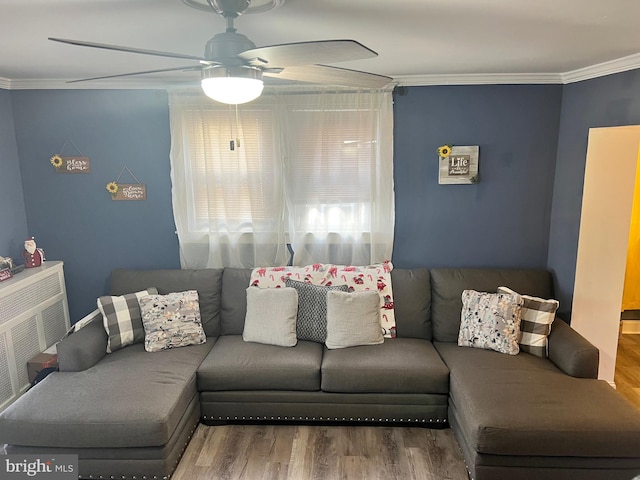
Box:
(0, 268), (224, 480)
(0, 341), (214, 479)
(430, 268), (640, 480)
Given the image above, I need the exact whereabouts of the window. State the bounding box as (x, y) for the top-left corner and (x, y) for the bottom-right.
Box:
(169, 87), (394, 268)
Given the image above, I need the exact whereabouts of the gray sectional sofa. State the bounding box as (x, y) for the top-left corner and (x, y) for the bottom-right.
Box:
(1, 266), (640, 480)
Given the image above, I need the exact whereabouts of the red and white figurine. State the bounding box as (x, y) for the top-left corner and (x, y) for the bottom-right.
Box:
(22, 237), (45, 268)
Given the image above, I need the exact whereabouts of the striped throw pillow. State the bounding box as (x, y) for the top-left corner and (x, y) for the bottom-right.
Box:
(497, 286), (559, 357)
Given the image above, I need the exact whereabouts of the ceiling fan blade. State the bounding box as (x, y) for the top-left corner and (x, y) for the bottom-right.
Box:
(238, 40), (377, 67)
(49, 37), (207, 62)
(65, 65), (202, 83)
(265, 64), (392, 89)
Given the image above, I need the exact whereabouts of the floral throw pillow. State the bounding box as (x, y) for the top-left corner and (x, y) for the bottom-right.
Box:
(139, 290), (206, 352)
(458, 290), (524, 355)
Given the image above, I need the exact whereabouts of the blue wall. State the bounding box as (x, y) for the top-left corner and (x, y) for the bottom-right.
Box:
(547, 69), (640, 308)
(11, 90), (180, 321)
(5, 75), (635, 321)
(0, 89), (28, 260)
(393, 84), (563, 269)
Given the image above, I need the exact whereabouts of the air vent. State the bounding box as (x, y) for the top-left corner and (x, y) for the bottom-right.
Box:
(0, 262), (70, 409)
(0, 274), (61, 326)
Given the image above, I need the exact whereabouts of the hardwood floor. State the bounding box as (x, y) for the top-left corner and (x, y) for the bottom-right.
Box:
(615, 333), (640, 410)
(172, 423), (470, 480)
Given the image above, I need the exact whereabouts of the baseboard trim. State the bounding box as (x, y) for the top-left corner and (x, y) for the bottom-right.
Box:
(621, 320), (640, 334)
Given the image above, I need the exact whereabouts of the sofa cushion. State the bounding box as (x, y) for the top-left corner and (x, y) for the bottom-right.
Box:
(220, 268), (252, 335)
(98, 288), (158, 353)
(389, 268), (431, 340)
(243, 287), (298, 347)
(198, 335), (322, 391)
(0, 341), (214, 449)
(321, 338), (449, 394)
(110, 268), (223, 337)
(430, 268), (553, 342)
(435, 341), (640, 458)
(285, 278), (349, 343)
(140, 290), (207, 352)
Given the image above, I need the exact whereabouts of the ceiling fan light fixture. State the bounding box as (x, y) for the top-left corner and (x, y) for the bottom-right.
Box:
(201, 65), (264, 104)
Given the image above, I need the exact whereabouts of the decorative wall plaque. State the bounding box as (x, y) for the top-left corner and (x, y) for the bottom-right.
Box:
(106, 166), (147, 201)
(50, 139), (91, 174)
(438, 145), (479, 185)
(112, 184), (147, 201)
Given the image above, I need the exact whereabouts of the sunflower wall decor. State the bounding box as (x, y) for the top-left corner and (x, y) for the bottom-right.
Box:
(437, 145), (479, 185)
(107, 166), (147, 201)
(106, 182), (119, 197)
(49, 139), (91, 173)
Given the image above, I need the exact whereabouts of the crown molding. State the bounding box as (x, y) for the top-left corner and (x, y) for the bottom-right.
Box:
(0, 77), (11, 89)
(395, 72), (562, 86)
(561, 52), (640, 84)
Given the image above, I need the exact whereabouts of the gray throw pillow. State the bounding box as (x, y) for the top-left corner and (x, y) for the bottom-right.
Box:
(285, 278), (349, 343)
(243, 287), (298, 347)
(98, 287), (158, 353)
(326, 290), (384, 349)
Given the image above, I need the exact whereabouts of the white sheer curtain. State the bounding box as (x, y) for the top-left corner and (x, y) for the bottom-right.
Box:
(169, 91), (289, 268)
(279, 89), (394, 265)
(169, 87), (394, 269)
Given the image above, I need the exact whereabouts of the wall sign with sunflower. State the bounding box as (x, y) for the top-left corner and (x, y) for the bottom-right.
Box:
(437, 145), (479, 185)
(49, 139), (90, 174)
(106, 166), (147, 201)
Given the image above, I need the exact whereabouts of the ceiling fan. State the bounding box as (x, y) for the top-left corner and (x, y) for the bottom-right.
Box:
(49, 0), (393, 104)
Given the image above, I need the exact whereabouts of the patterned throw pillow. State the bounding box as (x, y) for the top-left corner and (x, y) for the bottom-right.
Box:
(249, 261), (396, 338)
(326, 290), (384, 349)
(98, 287), (158, 353)
(458, 290), (524, 355)
(243, 287), (298, 347)
(498, 286), (559, 357)
(285, 278), (349, 343)
(139, 290), (206, 352)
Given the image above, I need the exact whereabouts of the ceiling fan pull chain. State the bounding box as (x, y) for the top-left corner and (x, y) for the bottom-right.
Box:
(235, 104), (241, 149)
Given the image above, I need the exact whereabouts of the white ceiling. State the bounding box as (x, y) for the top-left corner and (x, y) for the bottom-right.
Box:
(2, 0), (640, 89)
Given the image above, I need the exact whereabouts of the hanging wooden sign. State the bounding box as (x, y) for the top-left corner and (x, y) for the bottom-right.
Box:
(56, 156), (91, 174)
(112, 183), (147, 201)
(50, 139), (90, 174)
(107, 166), (147, 201)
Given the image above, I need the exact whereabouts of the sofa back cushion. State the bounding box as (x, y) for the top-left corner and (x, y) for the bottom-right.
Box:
(220, 267), (432, 340)
(220, 268), (252, 335)
(430, 268), (554, 343)
(390, 269), (432, 340)
(110, 268), (223, 337)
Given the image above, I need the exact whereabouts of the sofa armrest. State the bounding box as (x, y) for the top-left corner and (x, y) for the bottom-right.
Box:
(57, 310), (108, 372)
(547, 318), (599, 379)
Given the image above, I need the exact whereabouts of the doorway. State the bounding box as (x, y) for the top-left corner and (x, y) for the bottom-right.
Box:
(571, 126), (640, 385)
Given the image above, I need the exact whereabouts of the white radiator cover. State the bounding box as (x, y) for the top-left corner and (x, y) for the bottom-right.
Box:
(0, 261), (70, 410)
